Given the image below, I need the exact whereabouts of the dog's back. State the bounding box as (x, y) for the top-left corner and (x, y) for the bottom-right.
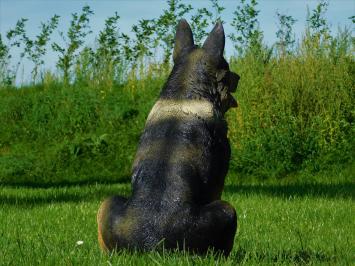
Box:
(98, 19), (239, 255)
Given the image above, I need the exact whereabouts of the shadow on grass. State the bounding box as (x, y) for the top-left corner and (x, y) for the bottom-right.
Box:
(225, 182), (354, 199)
(233, 247), (337, 264)
(0, 180), (132, 207)
(1, 179), (353, 207)
(0, 176), (131, 188)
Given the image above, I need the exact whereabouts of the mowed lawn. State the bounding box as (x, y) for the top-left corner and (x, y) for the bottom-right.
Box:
(1, 167), (354, 265)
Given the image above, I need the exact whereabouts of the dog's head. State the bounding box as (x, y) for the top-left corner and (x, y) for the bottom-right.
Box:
(163, 19), (239, 114)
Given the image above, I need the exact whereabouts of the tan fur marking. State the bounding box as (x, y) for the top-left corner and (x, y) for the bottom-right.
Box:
(133, 140), (203, 170)
(97, 200), (111, 252)
(146, 99), (214, 125)
(97, 226), (108, 252)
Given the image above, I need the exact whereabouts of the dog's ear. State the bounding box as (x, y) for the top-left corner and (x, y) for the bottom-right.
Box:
(202, 21), (225, 59)
(173, 19), (194, 63)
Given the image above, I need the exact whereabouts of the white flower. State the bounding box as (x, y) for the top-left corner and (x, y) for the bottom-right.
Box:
(76, 240), (84, 246)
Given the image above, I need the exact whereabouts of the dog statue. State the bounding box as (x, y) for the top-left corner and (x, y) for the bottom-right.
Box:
(97, 19), (240, 256)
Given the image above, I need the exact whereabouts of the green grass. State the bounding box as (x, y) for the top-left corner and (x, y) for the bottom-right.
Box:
(1, 165), (354, 265)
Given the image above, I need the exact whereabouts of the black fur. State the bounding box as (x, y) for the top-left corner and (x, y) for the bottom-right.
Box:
(97, 19), (240, 256)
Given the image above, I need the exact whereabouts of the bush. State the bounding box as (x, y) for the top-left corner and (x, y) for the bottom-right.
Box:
(0, 1), (353, 184)
(228, 38), (354, 179)
(0, 75), (165, 185)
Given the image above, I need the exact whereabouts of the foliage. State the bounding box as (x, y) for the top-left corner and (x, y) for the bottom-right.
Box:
(96, 12), (121, 62)
(130, 19), (156, 60)
(229, 0), (263, 55)
(0, 0), (354, 183)
(275, 12), (297, 55)
(0, 34), (11, 85)
(228, 32), (354, 178)
(0, 71), (166, 185)
(23, 15), (60, 82)
(307, 0), (329, 36)
(94, 12), (123, 86)
(52, 5), (94, 84)
(190, 8), (213, 46)
(210, 0), (225, 24)
(0, 18), (28, 85)
(154, 0), (192, 63)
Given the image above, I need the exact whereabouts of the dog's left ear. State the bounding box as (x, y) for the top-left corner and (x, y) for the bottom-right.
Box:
(173, 19), (194, 63)
(203, 21), (225, 59)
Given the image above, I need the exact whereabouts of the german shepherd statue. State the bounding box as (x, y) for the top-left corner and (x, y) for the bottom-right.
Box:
(97, 19), (240, 256)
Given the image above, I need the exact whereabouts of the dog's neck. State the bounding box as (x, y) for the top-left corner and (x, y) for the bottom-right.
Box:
(146, 99), (215, 126)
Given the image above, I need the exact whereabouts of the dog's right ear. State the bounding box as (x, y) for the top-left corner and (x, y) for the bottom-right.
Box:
(202, 21), (225, 60)
(173, 19), (194, 63)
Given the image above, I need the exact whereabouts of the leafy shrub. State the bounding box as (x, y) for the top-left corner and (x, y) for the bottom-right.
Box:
(0, 0), (353, 184)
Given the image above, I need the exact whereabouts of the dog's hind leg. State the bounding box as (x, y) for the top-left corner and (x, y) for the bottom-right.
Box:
(188, 200), (237, 256)
(97, 195), (127, 252)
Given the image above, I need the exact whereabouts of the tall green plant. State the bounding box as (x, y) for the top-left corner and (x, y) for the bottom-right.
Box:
(120, 33), (133, 63)
(302, 1), (331, 57)
(154, 0), (192, 64)
(6, 18), (28, 49)
(94, 12), (122, 85)
(189, 0), (225, 46)
(229, 0), (263, 55)
(307, 0), (329, 36)
(190, 8), (213, 46)
(22, 15), (60, 82)
(52, 5), (93, 84)
(131, 19), (156, 60)
(96, 12), (121, 63)
(210, 0), (225, 24)
(275, 12), (297, 55)
(75, 46), (94, 85)
(1, 18), (28, 85)
(0, 34), (11, 86)
(328, 27), (353, 63)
